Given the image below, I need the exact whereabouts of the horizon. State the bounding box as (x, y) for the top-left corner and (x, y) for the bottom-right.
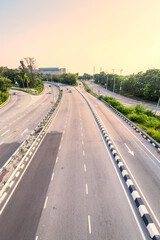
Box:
(1, 0), (160, 75)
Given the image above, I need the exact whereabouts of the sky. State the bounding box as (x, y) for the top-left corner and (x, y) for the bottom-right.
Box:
(0, 0), (160, 75)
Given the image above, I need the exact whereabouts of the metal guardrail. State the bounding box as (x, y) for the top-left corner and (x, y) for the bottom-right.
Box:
(101, 98), (160, 150)
(0, 86), (63, 203)
(88, 89), (160, 151)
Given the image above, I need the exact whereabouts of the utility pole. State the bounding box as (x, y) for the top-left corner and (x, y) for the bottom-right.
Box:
(120, 69), (123, 94)
(106, 75), (109, 95)
(93, 66), (95, 81)
(112, 69), (115, 93)
(155, 97), (160, 115)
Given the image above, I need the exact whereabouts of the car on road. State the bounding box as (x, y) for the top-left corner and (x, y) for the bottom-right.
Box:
(13, 92), (17, 95)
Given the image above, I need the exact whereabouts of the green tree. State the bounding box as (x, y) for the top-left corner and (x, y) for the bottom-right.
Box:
(0, 77), (12, 92)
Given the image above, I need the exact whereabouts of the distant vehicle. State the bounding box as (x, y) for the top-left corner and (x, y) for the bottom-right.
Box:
(49, 85), (51, 87)
(13, 92), (17, 95)
(68, 90), (72, 93)
(79, 83), (81, 85)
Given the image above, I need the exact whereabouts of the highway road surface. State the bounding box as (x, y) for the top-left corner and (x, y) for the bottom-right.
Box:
(0, 83), (59, 167)
(0, 85), (151, 240)
(79, 83), (160, 231)
(86, 80), (160, 115)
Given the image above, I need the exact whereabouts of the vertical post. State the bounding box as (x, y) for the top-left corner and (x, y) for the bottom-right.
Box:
(93, 66), (95, 81)
(155, 97), (160, 115)
(119, 69), (123, 94)
(106, 75), (108, 95)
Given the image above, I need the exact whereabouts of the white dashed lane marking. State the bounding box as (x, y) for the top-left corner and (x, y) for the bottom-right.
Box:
(1, 129), (10, 137)
(88, 215), (92, 234)
(86, 184), (88, 195)
(84, 164), (86, 172)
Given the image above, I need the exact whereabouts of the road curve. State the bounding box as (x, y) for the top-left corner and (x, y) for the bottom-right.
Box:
(0, 83), (59, 167)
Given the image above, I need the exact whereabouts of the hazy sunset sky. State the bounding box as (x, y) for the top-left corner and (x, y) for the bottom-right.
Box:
(0, 0), (160, 75)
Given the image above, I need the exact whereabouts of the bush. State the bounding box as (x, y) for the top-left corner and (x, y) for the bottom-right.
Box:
(128, 113), (148, 124)
(144, 109), (154, 117)
(134, 104), (146, 114)
(146, 128), (160, 142)
(0, 91), (8, 104)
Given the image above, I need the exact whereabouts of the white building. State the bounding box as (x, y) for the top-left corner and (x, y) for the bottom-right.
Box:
(38, 67), (66, 75)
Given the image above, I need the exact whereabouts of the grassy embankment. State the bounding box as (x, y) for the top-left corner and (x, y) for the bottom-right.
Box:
(83, 82), (160, 142)
(0, 92), (9, 105)
(17, 80), (44, 94)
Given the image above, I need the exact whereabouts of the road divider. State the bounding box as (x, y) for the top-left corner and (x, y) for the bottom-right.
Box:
(75, 87), (160, 240)
(0, 85), (63, 205)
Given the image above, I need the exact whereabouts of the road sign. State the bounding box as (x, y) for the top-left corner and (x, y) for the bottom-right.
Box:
(50, 101), (53, 104)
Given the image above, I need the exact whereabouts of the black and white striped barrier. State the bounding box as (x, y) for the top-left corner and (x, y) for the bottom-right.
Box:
(76, 88), (160, 240)
(95, 114), (160, 240)
(0, 89), (63, 205)
(101, 99), (160, 152)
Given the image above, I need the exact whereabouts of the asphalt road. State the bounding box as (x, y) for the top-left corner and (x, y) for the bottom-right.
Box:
(0, 82), (59, 166)
(0, 86), (150, 240)
(79, 83), (160, 231)
(86, 81), (160, 115)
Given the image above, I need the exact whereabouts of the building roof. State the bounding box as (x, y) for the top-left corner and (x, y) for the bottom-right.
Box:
(39, 68), (59, 71)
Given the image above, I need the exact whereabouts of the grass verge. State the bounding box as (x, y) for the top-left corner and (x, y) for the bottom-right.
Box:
(82, 82), (160, 143)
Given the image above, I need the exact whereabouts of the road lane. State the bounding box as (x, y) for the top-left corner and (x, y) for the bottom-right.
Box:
(0, 83), (59, 166)
(86, 81), (160, 114)
(35, 86), (148, 240)
(79, 84), (160, 231)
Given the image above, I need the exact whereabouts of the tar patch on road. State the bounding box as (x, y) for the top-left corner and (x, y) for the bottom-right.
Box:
(0, 131), (62, 240)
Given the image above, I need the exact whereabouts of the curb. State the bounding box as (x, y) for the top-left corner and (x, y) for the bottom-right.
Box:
(76, 87), (160, 240)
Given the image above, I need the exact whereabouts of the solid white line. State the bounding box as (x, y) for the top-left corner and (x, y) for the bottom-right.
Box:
(117, 144), (160, 228)
(51, 172), (54, 181)
(59, 145), (61, 150)
(83, 150), (85, 156)
(93, 116), (146, 240)
(21, 128), (28, 136)
(88, 215), (92, 234)
(111, 108), (160, 164)
(56, 157), (59, 163)
(84, 164), (86, 172)
(0, 92), (63, 216)
(100, 119), (160, 228)
(1, 129), (10, 137)
(86, 184), (88, 194)
(44, 196), (48, 209)
(35, 236), (38, 240)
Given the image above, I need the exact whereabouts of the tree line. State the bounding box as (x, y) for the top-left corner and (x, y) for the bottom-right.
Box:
(41, 73), (78, 85)
(80, 69), (160, 102)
